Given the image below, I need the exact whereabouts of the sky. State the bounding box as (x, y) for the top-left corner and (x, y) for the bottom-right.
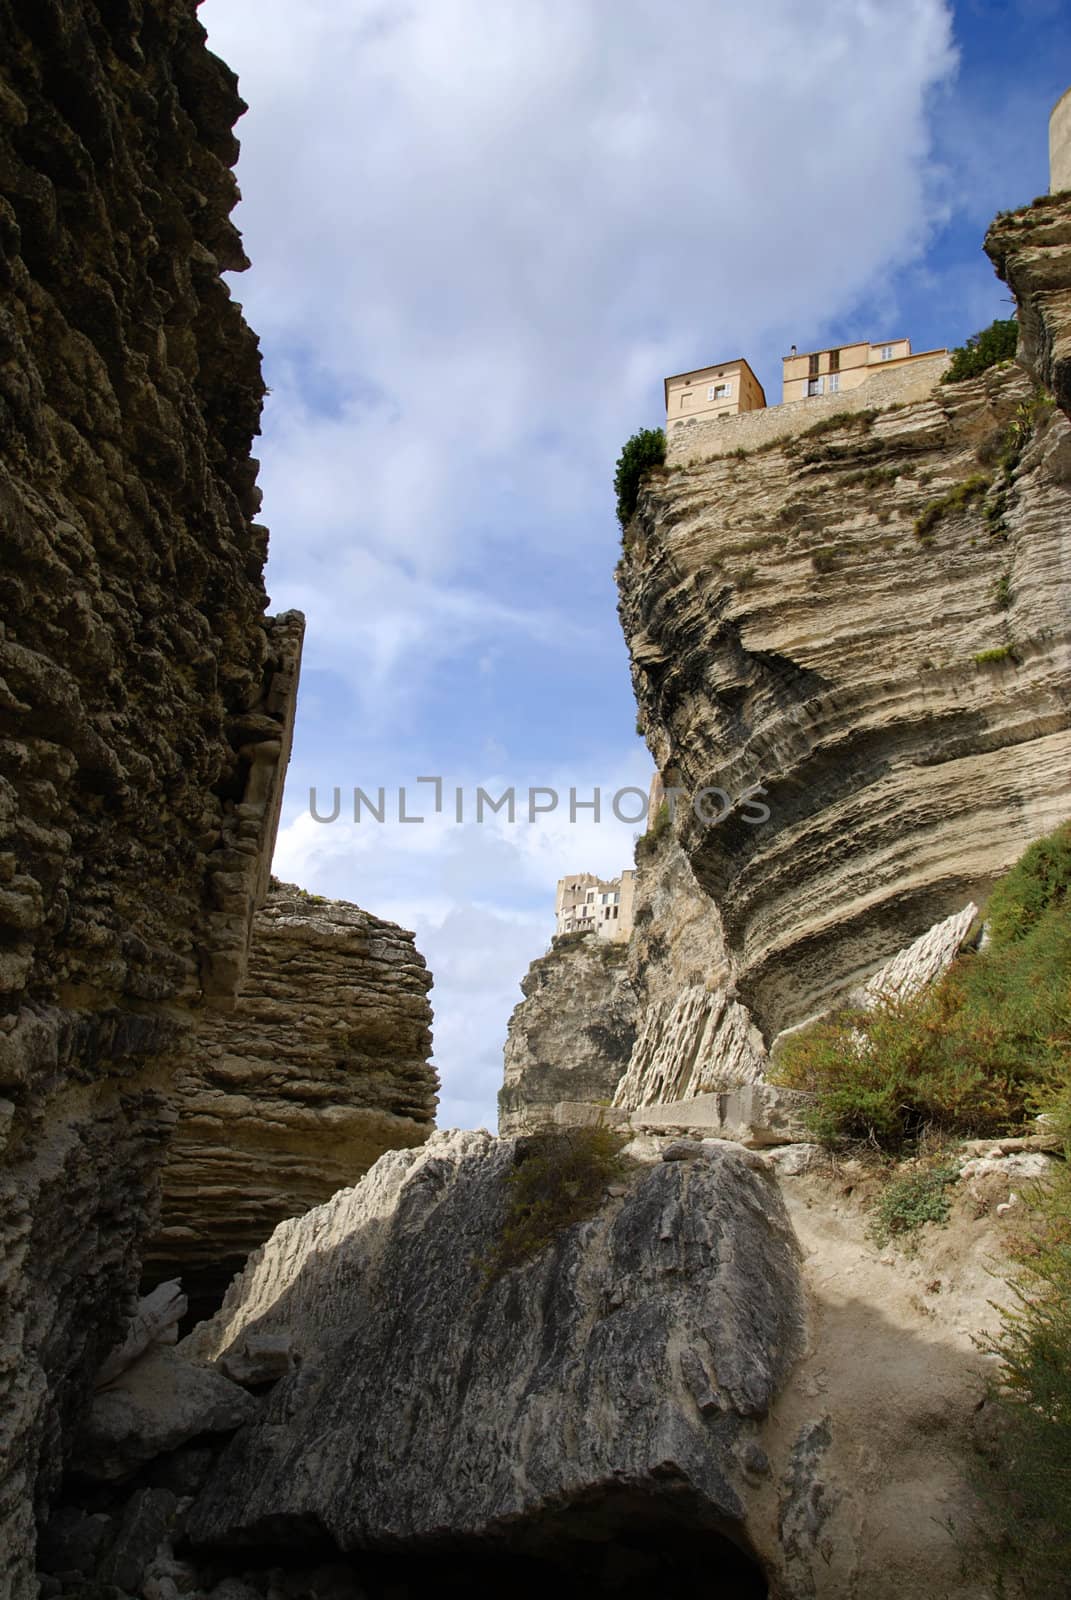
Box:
(199, 0), (1071, 1131)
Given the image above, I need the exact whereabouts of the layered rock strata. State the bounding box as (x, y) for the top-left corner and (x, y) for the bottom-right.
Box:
(148, 886), (437, 1306)
(0, 5), (300, 1589)
(619, 350), (1071, 1040)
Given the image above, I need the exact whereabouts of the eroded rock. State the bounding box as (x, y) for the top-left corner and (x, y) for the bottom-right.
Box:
(182, 1131), (805, 1567)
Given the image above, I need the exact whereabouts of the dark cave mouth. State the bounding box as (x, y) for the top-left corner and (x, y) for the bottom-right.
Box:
(189, 1503), (769, 1599)
(350, 1524), (769, 1598)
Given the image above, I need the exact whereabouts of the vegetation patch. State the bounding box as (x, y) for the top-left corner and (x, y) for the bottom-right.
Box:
(771, 821), (1071, 1150)
(614, 427), (666, 530)
(842, 465), (899, 491)
(973, 1082), (1071, 1595)
(941, 317), (1019, 384)
(913, 474), (990, 539)
(810, 546), (841, 574)
(635, 799), (670, 861)
(734, 565), (757, 590)
(483, 1127), (629, 1282)
(867, 1160), (958, 1247)
(974, 645), (1018, 666)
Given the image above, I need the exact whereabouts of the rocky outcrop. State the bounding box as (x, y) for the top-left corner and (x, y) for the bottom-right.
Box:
(501, 835), (770, 1134)
(182, 1131), (804, 1590)
(148, 886), (437, 1308)
(499, 937), (636, 1134)
(0, 5), (300, 1589)
(619, 356), (1071, 1043)
(987, 191), (1071, 416)
(158, 1130), (1013, 1599)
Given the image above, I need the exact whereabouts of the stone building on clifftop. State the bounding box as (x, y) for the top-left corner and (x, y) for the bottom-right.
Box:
(555, 869), (636, 941)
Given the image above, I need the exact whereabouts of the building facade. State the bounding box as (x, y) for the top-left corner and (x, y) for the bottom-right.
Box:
(555, 870), (636, 942)
(664, 358), (766, 430)
(780, 337), (947, 403)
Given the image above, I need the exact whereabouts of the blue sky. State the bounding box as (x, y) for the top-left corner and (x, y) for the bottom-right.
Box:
(200, 0), (1070, 1130)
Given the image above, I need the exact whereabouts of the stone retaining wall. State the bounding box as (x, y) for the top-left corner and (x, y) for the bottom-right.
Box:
(666, 351), (951, 462)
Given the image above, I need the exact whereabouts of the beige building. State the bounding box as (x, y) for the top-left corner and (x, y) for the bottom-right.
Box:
(664, 358), (766, 429)
(780, 337), (950, 403)
(1052, 85), (1071, 193)
(555, 870), (636, 943)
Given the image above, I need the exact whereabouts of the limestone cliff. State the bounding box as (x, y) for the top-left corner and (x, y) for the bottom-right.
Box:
(619, 352), (1071, 1043)
(0, 4), (299, 1589)
(499, 936), (636, 1134)
(148, 885), (437, 1308)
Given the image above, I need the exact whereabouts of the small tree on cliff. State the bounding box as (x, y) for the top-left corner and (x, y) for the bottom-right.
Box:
(942, 317), (1019, 383)
(614, 427), (665, 529)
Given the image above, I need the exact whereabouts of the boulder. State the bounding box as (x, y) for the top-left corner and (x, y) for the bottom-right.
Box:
(183, 1130), (805, 1566)
(71, 1348), (257, 1481)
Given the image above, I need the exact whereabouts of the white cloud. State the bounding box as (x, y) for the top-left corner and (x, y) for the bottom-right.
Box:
(206, 0), (957, 708)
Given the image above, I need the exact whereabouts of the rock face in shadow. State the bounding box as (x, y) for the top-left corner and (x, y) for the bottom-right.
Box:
(0, 4), (300, 1589)
(148, 886), (437, 1307)
(618, 354), (1071, 1041)
(500, 834), (771, 1134)
(499, 938), (637, 1134)
(181, 1131), (804, 1575)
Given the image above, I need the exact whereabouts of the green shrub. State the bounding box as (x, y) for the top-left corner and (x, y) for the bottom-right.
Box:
(483, 1127), (629, 1281)
(985, 821), (1071, 948)
(734, 565), (757, 591)
(811, 546), (840, 574)
(913, 474), (991, 539)
(868, 1161), (958, 1247)
(973, 1080), (1071, 1593)
(994, 575), (1012, 610)
(974, 645), (1017, 666)
(771, 822), (1071, 1149)
(942, 318), (1019, 384)
(614, 427), (666, 530)
(635, 799), (670, 861)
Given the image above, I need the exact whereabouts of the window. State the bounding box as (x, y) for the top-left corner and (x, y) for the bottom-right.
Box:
(680, 392), (693, 409)
(881, 344), (894, 361)
(586, 891), (595, 902)
(829, 348), (840, 372)
(613, 906), (619, 918)
(707, 382), (731, 401)
(828, 372), (840, 393)
(808, 352), (820, 376)
(807, 376), (823, 396)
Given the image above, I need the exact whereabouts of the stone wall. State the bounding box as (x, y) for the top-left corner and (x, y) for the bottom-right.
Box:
(621, 338), (1071, 1040)
(148, 886), (436, 1309)
(666, 350), (950, 463)
(0, 4), (300, 1590)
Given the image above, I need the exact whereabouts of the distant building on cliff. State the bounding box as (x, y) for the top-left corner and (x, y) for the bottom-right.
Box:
(664, 358), (766, 428)
(780, 337), (944, 402)
(555, 870), (636, 942)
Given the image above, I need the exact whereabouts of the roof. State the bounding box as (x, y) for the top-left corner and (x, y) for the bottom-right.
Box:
(781, 337), (910, 363)
(663, 357), (766, 408)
